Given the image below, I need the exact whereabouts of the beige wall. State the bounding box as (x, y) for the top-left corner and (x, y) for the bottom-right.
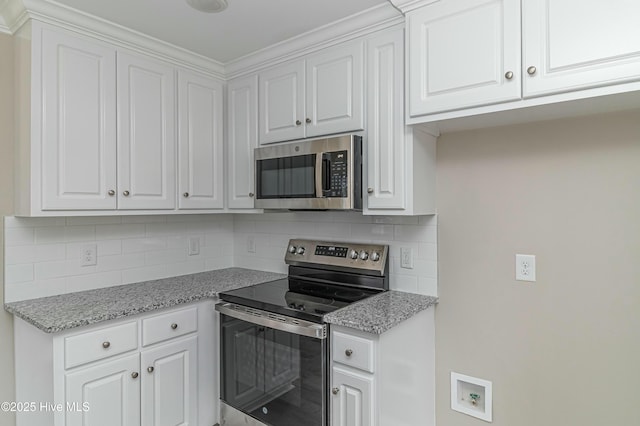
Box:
(435, 110), (640, 426)
(0, 32), (15, 426)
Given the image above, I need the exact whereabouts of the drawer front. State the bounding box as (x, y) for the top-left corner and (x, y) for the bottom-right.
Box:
(332, 330), (375, 373)
(65, 321), (138, 369)
(142, 306), (198, 347)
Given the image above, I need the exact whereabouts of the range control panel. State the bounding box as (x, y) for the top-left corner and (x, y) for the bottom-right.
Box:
(285, 239), (388, 276)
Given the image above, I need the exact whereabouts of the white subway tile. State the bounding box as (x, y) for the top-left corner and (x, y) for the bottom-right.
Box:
(66, 271), (122, 293)
(66, 240), (122, 259)
(4, 279), (67, 303)
(145, 249), (187, 266)
(350, 224), (395, 241)
(145, 222), (187, 236)
(6, 244), (66, 264)
(121, 215), (168, 224)
(97, 253), (146, 272)
(233, 218), (256, 233)
(390, 274), (419, 293)
(34, 227), (65, 244)
(315, 222), (351, 239)
(167, 235), (187, 250)
(418, 243), (438, 261)
(95, 224), (145, 240)
(5, 264), (34, 284)
(371, 216), (420, 225)
(34, 261), (69, 280)
(4, 217), (66, 228)
(5, 227), (35, 246)
(418, 276), (438, 296)
(205, 256), (234, 271)
(394, 224), (437, 243)
(418, 215), (437, 226)
(121, 265), (169, 284)
(122, 237), (168, 254)
(64, 225), (96, 242)
(66, 216), (122, 226)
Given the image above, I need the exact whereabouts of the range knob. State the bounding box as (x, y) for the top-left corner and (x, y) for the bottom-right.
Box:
(370, 252), (381, 262)
(288, 245), (297, 254)
(359, 251), (369, 261)
(296, 246), (305, 255)
(350, 250), (359, 260)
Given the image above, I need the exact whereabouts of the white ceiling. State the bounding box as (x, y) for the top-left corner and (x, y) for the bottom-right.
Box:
(51, 0), (390, 63)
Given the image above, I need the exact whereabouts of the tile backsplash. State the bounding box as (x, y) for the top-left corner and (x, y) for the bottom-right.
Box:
(3, 212), (437, 302)
(3, 215), (234, 302)
(233, 212), (437, 295)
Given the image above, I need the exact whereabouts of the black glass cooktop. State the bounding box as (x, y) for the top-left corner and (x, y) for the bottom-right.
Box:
(218, 278), (382, 323)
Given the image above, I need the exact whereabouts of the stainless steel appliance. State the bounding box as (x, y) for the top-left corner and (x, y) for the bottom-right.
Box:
(254, 135), (363, 210)
(216, 239), (389, 426)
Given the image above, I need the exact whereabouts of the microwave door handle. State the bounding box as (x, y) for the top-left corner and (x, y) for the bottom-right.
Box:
(315, 153), (324, 198)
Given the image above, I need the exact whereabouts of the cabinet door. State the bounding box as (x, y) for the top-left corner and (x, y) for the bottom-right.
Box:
(263, 329), (300, 393)
(305, 41), (364, 138)
(41, 27), (117, 210)
(523, 0), (640, 97)
(408, 0), (521, 116)
(65, 354), (140, 426)
(366, 28), (406, 211)
(177, 70), (224, 210)
(259, 60), (305, 144)
(227, 75), (258, 209)
(141, 336), (198, 426)
(331, 366), (374, 426)
(117, 52), (176, 210)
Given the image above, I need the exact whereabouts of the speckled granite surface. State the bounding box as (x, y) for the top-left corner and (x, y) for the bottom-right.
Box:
(324, 291), (438, 334)
(4, 268), (285, 333)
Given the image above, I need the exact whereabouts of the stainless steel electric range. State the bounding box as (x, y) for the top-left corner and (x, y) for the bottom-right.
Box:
(215, 239), (389, 426)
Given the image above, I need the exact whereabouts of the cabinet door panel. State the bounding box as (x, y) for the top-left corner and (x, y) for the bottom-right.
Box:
(227, 75), (258, 209)
(306, 42), (364, 137)
(178, 70), (224, 210)
(141, 336), (198, 426)
(366, 28), (406, 210)
(408, 0), (521, 115)
(259, 61), (305, 144)
(331, 366), (374, 426)
(65, 354), (140, 426)
(41, 27), (117, 210)
(117, 52), (176, 210)
(523, 0), (640, 97)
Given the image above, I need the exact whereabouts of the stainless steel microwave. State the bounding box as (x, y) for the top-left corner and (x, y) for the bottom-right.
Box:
(254, 135), (362, 210)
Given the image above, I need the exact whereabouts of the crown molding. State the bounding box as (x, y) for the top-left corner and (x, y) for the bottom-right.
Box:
(0, 0), (226, 78)
(387, 0), (440, 14)
(224, 3), (404, 79)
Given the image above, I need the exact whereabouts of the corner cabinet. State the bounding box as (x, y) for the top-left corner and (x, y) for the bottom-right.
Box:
(365, 27), (436, 215)
(13, 301), (217, 426)
(14, 21), (226, 216)
(258, 41), (364, 145)
(330, 308), (436, 426)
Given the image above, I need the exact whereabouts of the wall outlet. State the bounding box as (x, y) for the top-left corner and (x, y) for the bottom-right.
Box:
(247, 236), (256, 253)
(188, 237), (200, 256)
(81, 244), (97, 266)
(516, 254), (536, 282)
(400, 247), (414, 269)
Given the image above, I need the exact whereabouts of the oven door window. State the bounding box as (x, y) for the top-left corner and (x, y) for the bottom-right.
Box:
(220, 314), (326, 426)
(256, 154), (317, 199)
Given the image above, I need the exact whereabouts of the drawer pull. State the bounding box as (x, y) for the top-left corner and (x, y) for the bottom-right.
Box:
(345, 349), (353, 357)
(171, 323), (178, 330)
(131, 372), (139, 379)
(147, 366), (154, 373)
(102, 341), (111, 349)
(332, 387), (339, 395)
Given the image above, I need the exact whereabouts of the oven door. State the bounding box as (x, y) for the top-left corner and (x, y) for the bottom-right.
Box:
(216, 303), (327, 426)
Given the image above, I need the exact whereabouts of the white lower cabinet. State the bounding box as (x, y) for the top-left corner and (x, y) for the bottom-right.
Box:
(330, 308), (435, 426)
(13, 301), (216, 426)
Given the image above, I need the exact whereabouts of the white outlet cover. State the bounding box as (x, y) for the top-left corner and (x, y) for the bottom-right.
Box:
(81, 244), (97, 266)
(400, 247), (414, 269)
(516, 254), (536, 282)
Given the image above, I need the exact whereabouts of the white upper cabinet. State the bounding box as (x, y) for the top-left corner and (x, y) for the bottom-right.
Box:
(227, 75), (259, 209)
(117, 52), (176, 210)
(305, 42), (364, 138)
(408, 0), (521, 116)
(258, 41), (364, 144)
(178, 70), (224, 210)
(522, 0), (640, 97)
(40, 26), (118, 211)
(259, 61), (306, 144)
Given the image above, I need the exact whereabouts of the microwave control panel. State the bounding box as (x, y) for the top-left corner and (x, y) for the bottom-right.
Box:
(325, 150), (348, 197)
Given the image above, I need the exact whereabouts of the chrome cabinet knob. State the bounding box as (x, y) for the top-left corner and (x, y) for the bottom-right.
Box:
(147, 366), (154, 373)
(102, 341), (111, 349)
(345, 349), (353, 357)
(527, 66), (537, 75)
(249, 192), (254, 198)
(359, 251), (369, 261)
(295, 120), (302, 126)
(131, 372), (139, 379)
(505, 71), (514, 80)
(370, 252), (380, 262)
(123, 190), (130, 196)
(367, 188), (374, 194)
(350, 250), (359, 260)
(108, 190), (115, 196)
(305, 118), (311, 124)
(183, 192), (189, 198)
(332, 387), (339, 395)
(171, 323), (178, 330)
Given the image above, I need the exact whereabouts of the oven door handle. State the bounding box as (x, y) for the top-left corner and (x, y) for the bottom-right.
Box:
(215, 303), (327, 340)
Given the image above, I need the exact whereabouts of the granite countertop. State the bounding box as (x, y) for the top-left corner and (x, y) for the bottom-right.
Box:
(323, 291), (438, 334)
(4, 268), (286, 333)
